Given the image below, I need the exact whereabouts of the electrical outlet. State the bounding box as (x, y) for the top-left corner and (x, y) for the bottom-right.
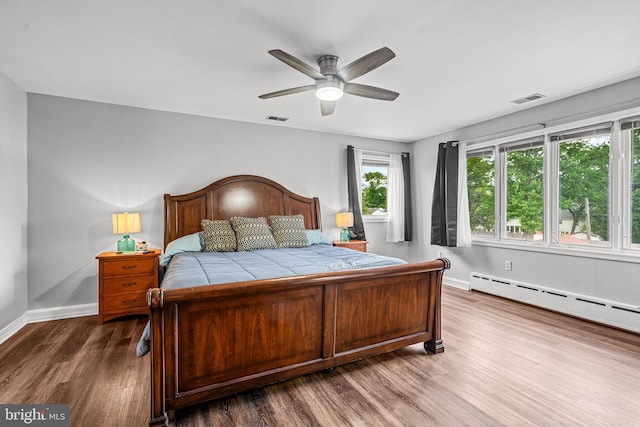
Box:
(505, 261), (512, 271)
(436, 251), (442, 258)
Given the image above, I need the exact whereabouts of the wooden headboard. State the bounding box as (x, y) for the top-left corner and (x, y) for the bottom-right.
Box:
(164, 175), (322, 248)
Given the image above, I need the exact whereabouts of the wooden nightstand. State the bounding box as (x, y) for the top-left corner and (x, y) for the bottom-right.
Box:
(332, 240), (368, 252)
(96, 250), (160, 324)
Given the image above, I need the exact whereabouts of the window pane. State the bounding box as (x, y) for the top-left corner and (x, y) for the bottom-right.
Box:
(631, 128), (640, 246)
(558, 135), (610, 246)
(467, 152), (495, 238)
(505, 146), (544, 241)
(361, 164), (388, 216)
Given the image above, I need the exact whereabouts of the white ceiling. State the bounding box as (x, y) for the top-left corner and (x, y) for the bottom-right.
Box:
(1, 0), (639, 142)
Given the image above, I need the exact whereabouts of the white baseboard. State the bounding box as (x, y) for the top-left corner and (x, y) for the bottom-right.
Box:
(0, 303), (98, 346)
(0, 314), (28, 346)
(26, 303), (97, 323)
(444, 277), (471, 291)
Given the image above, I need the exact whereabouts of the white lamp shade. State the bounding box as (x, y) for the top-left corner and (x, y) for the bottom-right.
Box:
(112, 212), (141, 234)
(336, 212), (354, 228)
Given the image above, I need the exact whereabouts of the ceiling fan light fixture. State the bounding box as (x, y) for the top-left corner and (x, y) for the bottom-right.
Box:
(260, 48), (397, 115)
(315, 80), (344, 101)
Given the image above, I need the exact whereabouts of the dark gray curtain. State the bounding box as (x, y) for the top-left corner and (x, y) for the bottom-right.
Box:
(431, 141), (458, 247)
(347, 145), (366, 240)
(401, 152), (413, 241)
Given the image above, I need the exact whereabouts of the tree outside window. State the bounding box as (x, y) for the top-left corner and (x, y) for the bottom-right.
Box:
(558, 136), (610, 246)
(505, 146), (544, 240)
(361, 165), (387, 215)
(467, 152), (495, 237)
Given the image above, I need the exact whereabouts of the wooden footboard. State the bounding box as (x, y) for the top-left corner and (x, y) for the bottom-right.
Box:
(147, 258), (450, 426)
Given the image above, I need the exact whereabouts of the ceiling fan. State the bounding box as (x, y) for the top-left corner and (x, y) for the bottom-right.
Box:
(259, 47), (399, 116)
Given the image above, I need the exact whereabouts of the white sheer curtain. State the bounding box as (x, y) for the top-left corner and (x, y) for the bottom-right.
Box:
(457, 141), (472, 246)
(386, 153), (405, 242)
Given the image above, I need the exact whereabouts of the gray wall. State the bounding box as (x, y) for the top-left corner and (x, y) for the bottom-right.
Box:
(19, 77), (640, 317)
(26, 94), (413, 310)
(412, 77), (640, 306)
(0, 72), (28, 331)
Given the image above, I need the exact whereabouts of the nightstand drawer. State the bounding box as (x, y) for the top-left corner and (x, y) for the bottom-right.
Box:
(103, 291), (148, 313)
(102, 258), (156, 277)
(103, 275), (155, 294)
(97, 250), (160, 324)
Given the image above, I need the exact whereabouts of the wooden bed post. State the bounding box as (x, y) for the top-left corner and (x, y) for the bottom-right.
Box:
(424, 258), (449, 354)
(148, 288), (168, 427)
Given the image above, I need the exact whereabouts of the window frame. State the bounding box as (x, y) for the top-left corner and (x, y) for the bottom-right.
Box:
(361, 152), (390, 223)
(465, 106), (640, 262)
(499, 136), (545, 243)
(621, 117), (640, 250)
(466, 147), (496, 239)
(550, 122), (613, 249)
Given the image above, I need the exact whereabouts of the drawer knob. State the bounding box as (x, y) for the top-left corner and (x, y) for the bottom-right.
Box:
(122, 298), (138, 305)
(122, 281), (137, 287)
(122, 265), (137, 270)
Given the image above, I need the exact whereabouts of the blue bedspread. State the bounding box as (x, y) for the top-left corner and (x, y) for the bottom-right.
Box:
(162, 245), (406, 290)
(136, 246), (406, 356)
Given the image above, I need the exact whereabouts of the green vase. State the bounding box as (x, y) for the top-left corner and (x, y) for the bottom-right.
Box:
(117, 234), (136, 252)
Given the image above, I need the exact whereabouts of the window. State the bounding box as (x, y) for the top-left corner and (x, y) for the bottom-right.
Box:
(633, 126), (640, 246)
(466, 111), (640, 257)
(622, 116), (640, 248)
(361, 154), (389, 219)
(552, 124), (611, 247)
(501, 138), (544, 241)
(467, 148), (495, 238)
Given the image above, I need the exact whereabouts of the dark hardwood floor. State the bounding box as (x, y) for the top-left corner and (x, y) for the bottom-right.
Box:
(1, 286), (639, 426)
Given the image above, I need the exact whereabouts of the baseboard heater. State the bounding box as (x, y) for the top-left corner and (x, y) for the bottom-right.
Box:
(470, 273), (640, 333)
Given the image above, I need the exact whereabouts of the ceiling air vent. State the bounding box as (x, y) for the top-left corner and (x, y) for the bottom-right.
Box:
(266, 115), (289, 122)
(510, 93), (546, 105)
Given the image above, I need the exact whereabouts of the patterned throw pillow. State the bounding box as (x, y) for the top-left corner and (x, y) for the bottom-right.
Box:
(230, 217), (277, 251)
(269, 215), (310, 248)
(201, 219), (237, 252)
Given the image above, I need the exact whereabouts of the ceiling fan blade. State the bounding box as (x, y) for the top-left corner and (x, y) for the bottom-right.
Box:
(259, 85), (315, 99)
(320, 101), (336, 116)
(344, 83), (399, 101)
(268, 50), (325, 80)
(336, 47), (396, 82)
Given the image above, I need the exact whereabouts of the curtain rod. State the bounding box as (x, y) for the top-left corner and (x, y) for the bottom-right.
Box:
(440, 140), (460, 147)
(352, 147), (409, 156)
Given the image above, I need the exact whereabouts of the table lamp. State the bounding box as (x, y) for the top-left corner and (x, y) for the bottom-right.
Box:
(112, 212), (141, 253)
(336, 212), (354, 242)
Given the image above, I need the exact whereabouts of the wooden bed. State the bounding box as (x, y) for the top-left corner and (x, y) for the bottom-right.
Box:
(147, 175), (450, 426)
